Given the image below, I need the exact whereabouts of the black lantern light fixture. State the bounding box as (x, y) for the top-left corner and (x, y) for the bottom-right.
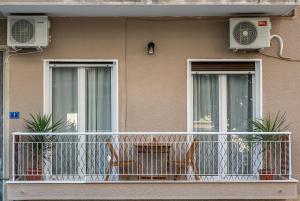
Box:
(147, 42), (155, 55)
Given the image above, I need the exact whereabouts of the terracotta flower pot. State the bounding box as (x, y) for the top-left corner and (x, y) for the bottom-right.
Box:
(26, 168), (43, 180)
(259, 168), (274, 180)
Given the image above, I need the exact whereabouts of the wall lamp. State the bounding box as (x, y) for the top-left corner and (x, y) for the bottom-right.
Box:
(147, 42), (155, 55)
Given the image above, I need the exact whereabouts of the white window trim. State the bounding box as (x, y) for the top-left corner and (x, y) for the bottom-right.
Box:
(187, 59), (262, 179)
(43, 59), (119, 132)
(186, 58), (262, 132)
(0, 49), (8, 201)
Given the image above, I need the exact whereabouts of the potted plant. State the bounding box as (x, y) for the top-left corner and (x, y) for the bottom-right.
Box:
(250, 112), (289, 180)
(24, 113), (64, 180)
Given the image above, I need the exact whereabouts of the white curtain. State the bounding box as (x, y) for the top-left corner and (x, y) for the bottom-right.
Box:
(51, 66), (112, 180)
(227, 74), (253, 132)
(52, 68), (78, 131)
(193, 74), (219, 132)
(85, 67), (112, 180)
(52, 68), (78, 177)
(86, 67), (111, 132)
(193, 74), (219, 176)
(193, 74), (254, 179)
(227, 74), (253, 177)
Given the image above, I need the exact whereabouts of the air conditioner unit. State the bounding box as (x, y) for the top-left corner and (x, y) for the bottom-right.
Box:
(7, 16), (49, 48)
(229, 18), (271, 50)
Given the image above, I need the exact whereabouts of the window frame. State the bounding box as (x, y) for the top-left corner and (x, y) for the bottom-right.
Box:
(43, 59), (119, 132)
(0, 50), (5, 201)
(187, 59), (262, 179)
(187, 59), (262, 132)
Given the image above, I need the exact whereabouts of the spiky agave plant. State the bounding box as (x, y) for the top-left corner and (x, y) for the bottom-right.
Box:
(250, 112), (289, 141)
(24, 113), (64, 159)
(249, 112), (289, 172)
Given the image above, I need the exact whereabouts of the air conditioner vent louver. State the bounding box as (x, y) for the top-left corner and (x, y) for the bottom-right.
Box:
(11, 19), (35, 43)
(229, 18), (271, 50)
(233, 21), (257, 45)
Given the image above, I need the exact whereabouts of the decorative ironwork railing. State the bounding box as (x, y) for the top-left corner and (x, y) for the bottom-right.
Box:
(12, 132), (291, 182)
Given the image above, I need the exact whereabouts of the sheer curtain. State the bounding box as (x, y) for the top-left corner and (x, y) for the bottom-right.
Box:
(86, 67), (111, 132)
(227, 74), (253, 177)
(52, 68), (78, 131)
(227, 74), (253, 132)
(52, 68), (78, 177)
(192, 73), (254, 179)
(193, 74), (219, 177)
(85, 67), (112, 180)
(193, 74), (219, 132)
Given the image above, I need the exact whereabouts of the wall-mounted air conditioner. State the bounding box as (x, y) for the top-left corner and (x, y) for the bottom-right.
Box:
(229, 18), (271, 50)
(7, 15), (49, 48)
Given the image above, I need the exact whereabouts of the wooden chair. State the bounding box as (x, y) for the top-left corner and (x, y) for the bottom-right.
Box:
(105, 139), (136, 181)
(172, 140), (201, 180)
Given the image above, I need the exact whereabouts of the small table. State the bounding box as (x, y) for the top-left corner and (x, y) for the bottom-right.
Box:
(135, 141), (171, 180)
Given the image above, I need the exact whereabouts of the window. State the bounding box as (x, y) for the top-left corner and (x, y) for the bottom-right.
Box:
(44, 61), (118, 132)
(44, 60), (118, 180)
(188, 60), (261, 132)
(52, 67), (78, 131)
(188, 60), (262, 179)
(193, 74), (254, 132)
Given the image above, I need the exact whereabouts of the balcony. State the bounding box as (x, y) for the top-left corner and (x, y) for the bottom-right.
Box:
(7, 132), (298, 200)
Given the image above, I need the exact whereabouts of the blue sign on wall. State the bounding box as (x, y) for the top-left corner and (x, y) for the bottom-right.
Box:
(9, 112), (20, 119)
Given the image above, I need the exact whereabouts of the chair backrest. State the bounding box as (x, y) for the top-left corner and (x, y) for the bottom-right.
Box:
(186, 140), (199, 161)
(106, 139), (119, 161)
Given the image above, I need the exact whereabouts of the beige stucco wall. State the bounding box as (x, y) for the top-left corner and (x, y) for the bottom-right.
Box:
(3, 12), (300, 198)
(9, 16), (298, 133)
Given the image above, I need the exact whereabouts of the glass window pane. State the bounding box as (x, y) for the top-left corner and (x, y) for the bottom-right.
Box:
(52, 68), (78, 177)
(193, 74), (219, 132)
(86, 67), (112, 178)
(52, 68), (78, 132)
(227, 74), (253, 177)
(86, 67), (112, 132)
(227, 74), (253, 132)
(193, 74), (219, 177)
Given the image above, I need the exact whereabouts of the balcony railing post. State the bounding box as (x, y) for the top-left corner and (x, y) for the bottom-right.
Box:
(78, 134), (86, 181)
(289, 133), (292, 180)
(12, 134), (15, 181)
(218, 134), (227, 179)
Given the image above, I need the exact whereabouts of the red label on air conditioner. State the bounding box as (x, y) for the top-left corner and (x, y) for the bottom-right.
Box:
(258, 21), (268, 26)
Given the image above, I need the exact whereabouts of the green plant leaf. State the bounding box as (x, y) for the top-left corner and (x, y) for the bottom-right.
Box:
(249, 111), (289, 142)
(24, 113), (64, 133)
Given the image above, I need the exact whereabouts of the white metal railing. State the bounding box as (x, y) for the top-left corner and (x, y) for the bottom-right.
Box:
(12, 132), (292, 182)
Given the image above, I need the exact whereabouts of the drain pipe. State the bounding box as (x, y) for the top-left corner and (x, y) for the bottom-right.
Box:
(270, 34), (284, 58)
